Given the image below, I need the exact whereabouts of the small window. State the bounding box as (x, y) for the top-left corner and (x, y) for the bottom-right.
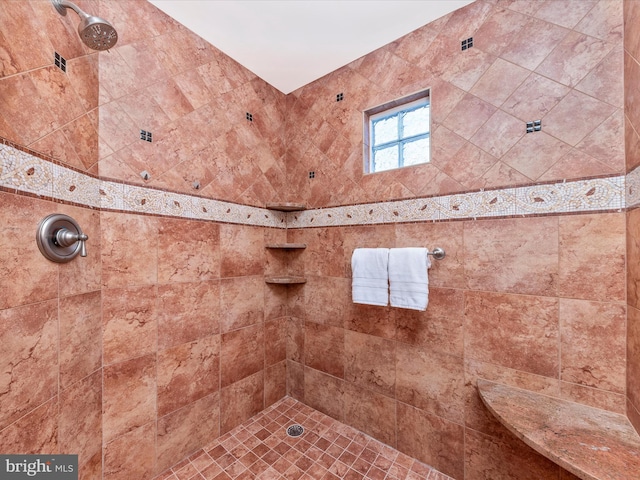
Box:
(364, 90), (430, 173)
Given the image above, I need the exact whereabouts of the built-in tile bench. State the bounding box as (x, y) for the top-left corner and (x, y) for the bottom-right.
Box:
(477, 379), (640, 480)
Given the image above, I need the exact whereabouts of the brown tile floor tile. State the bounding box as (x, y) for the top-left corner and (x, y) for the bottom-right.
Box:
(155, 397), (453, 480)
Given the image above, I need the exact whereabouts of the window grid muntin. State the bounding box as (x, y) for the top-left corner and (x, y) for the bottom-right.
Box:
(370, 101), (430, 172)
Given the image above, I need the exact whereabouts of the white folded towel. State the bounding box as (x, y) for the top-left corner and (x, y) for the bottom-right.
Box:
(389, 247), (430, 311)
(351, 248), (390, 306)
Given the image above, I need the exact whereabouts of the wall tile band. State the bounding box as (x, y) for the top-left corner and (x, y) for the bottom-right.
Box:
(0, 143), (630, 228)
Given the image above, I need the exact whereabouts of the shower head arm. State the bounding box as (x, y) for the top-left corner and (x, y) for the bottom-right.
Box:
(52, 0), (84, 18)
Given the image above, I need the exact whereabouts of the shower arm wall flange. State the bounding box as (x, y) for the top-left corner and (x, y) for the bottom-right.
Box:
(52, 0), (81, 17)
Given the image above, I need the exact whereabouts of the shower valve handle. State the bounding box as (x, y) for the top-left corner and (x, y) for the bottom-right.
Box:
(55, 229), (89, 257)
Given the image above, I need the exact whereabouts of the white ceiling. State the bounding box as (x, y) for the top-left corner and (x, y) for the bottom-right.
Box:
(148, 0), (474, 94)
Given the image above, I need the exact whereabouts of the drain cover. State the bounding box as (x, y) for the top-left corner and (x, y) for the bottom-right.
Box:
(286, 424), (304, 437)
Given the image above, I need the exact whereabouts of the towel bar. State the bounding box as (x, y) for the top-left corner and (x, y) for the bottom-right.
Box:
(427, 247), (445, 260)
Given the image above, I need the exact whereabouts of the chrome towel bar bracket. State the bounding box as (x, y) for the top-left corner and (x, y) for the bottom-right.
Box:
(428, 247), (446, 260)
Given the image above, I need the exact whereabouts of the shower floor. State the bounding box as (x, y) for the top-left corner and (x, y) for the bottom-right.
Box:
(155, 397), (453, 480)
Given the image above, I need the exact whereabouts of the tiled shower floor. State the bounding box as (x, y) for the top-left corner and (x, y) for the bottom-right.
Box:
(156, 397), (453, 480)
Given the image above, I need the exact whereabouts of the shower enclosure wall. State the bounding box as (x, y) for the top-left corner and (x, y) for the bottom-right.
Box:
(0, 0), (638, 479)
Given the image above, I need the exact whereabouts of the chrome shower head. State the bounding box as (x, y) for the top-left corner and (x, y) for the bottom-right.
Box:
(52, 0), (118, 51)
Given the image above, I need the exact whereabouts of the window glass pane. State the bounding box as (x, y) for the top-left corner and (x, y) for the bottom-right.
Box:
(372, 115), (398, 145)
(402, 105), (429, 138)
(402, 137), (429, 166)
(373, 145), (398, 172)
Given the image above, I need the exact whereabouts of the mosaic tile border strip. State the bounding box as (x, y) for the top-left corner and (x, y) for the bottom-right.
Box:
(287, 176), (625, 228)
(0, 143), (630, 228)
(0, 144), (286, 228)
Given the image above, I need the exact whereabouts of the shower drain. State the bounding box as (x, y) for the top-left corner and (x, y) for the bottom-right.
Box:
(286, 424), (304, 437)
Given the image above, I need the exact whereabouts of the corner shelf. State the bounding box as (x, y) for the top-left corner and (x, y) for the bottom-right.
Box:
(264, 240), (306, 285)
(266, 243), (307, 250)
(265, 276), (307, 285)
(265, 202), (306, 212)
(477, 379), (640, 480)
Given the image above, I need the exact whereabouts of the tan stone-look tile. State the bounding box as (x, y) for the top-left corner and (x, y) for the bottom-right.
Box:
(103, 354), (157, 443)
(502, 72), (571, 124)
(501, 131), (572, 181)
(470, 109), (524, 159)
(625, 48), (640, 143)
(265, 318), (287, 366)
(0, 397), (58, 454)
(464, 291), (559, 377)
(304, 276), (350, 328)
(158, 281), (220, 349)
(537, 148), (615, 183)
(101, 212), (158, 288)
(463, 358), (560, 440)
(576, 43), (624, 109)
(559, 381), (626, 414)
(287, 317), (305, 364)
(342, 224), (396, 276)
(104, 422), (157, 480)
(58, 205), (101, 297)
(629, 395), (640, 438)
(287, 360), (305, 402)
(464, 217), (558, 297)
(289, 227), (345, 278)
(157, 393), (220, 473)
(470, 58), (530, 108)
(394, 288), (464, 357)
(503, 14), (570, 69)
(626, 110), (640, 173)
(0, 193), (58, 310)
(304, 367), (344, 422)
(344, 331), (395, 397)
(628, 305), (640, 420)
(264, 281), (289, 322)
(102, 284), (157, 366)
(0, 299), (58, 430)
(628, 209), (640, 310)
(396, 342), (464, 425)
(560, 298), (626, 394)
(536, 30), (614, 89)
(219, 276), (264, 333)
(345, 303), (395, 340)
(265, 361), (287, 407)
(221, 323), (265, 387)
(396, 221), (465, 289)
(534, 0), (597, 29)
(158, 218), (220, 283)
(58, 370), (102, 469)
(474, 6), (531, 57)
(575, 110), (625, 173)
(625, 0), (640, 61)
(304, 322), (345, 379)
(157, 335), (221, 417)
(220, 224), (264, 278)
(441, 93), (497, 141)
(0, 72), (57, 145)
(220, 372), (264, 434)
(343, 383), (396, 447)
(59, 290), (102, 390)
(464, 428), (560, 480)
(396, 402), (464, 480)
(544, 90), (617, 146)
(558, 213), (625, 301)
